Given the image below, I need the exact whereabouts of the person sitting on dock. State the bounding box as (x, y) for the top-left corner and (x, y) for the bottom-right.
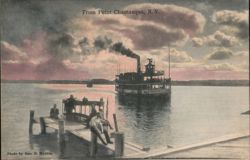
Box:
(99, 108), (113, 144)
(99, 107), (113, 130)
(86, 105), (97, 127)
(89, 112), (107, 145)
(50, 104), (59, 119)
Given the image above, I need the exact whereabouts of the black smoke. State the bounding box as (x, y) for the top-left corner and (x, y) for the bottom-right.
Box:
(111, 42), (139, 59)
(111, 42), (141, 72)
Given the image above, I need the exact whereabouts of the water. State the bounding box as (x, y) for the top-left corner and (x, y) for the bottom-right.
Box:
(1, 83), (249, 159)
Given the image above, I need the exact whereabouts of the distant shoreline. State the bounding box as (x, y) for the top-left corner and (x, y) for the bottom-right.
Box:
(1, 79), (249, 86)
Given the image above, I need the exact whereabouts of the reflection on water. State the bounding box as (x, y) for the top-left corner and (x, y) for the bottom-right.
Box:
(1, 83), (249, 159)
(116, 95), (173, 148)
(117, 93), (171, 106)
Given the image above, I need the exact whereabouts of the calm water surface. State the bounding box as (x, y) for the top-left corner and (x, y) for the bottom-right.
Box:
(1, 83), (249, 159)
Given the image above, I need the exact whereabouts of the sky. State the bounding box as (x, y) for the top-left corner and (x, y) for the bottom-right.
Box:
(1, 0), (249, 80)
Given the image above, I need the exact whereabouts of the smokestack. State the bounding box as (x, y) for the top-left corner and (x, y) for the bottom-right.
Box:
(111, 42), (141, 73)
(137, 57), (141, 73)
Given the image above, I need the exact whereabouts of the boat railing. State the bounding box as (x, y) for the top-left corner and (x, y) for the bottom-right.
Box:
(62, 98), (106, 122)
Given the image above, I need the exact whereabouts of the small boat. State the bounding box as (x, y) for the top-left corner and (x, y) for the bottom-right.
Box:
(86, 82), (93, 88)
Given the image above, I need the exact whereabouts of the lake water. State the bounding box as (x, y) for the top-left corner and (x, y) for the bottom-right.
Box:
(1, 83), (249, 159)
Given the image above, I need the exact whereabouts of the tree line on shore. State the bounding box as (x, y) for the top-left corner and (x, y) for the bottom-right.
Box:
(1, 79), (249, 86)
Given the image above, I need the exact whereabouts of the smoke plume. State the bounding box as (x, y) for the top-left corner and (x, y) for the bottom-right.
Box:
(111, 42), (139, 59)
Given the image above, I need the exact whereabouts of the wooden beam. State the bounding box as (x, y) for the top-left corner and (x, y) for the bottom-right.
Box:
(39, 117), (46, 134)
(89, 131), (98, 157)
(115, 132), (124, 157)
(29, 110), (34, 134)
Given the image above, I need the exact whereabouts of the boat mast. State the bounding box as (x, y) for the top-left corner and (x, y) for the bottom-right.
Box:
(168, 44), (171, 78)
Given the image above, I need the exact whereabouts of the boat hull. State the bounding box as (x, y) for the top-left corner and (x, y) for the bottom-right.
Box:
(116, 88), (171, 105)
(116, 88), (171, 95)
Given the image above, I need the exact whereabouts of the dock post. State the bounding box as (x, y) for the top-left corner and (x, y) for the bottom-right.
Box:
(29, 110), (34, 134)
(58, 120), (66, 157)
(89, 131), (97, 157)
(115, 132), (124, 157)
(39, 117), (46, 134)
(113, 114), (124, 157)
(113, 114), (119, 132)
(58, 120), (65, 142)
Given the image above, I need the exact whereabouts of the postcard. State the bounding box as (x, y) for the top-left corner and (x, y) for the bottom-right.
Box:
(1, 0), (249, 159)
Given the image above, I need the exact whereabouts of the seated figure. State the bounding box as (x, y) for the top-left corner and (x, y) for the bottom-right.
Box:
(50, 104), (59, 119)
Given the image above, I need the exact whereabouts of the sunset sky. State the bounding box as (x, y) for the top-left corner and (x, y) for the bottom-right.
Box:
(1, 0), (249, 80)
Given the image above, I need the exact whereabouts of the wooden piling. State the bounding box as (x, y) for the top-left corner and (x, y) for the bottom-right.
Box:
(39, 117), (46, 134)
(29, 110), (34, 134)
(89, 131), (98, 157)
(106, 99), (109, 119)
(115, 132), (124, 157)
(61, 102), (64, 116)
(113, 114), (124, 157)
(113, 114), (119, 132)
(58, 120), (65, 142)
(58, 120), (66, 158)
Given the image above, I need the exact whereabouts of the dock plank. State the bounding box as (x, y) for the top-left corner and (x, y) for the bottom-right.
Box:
(41, 117), (147, 157)
(125, 131), (250, 158)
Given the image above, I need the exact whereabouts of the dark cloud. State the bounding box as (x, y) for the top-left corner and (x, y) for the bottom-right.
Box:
(46, 33), (75, 60)
(214, 10), (249, 39)
(119, 25), (187, 50)
(78, 37), (92, 55)
(125, 3), (206, 35)
(206, 49), (233, 60)
(192, 37), (203, 47)
(1, 0), (75, 44)
(162, 48), (193, 63)
(192, 30), (238, 48)
(212, 31), (238, 47)
(79, 37), (89, 46)
(94, 36), (113, 51)
(207, 0), (249, 10)
(93, 18), (121, 26)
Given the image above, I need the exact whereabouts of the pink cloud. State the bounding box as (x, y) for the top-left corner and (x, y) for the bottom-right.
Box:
(1, 41), (28, 61)
(34, 59), (89, 80)
(1, 32), (90, 80)
(21, 31), (48, 58)
(1, 59), (89, 80)
(1, 62), (36, 80)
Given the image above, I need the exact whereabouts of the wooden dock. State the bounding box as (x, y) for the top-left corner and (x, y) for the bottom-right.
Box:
(30, 111), (149, 158)
(124, 131), (250, 159)
(29, 109), (249, 159)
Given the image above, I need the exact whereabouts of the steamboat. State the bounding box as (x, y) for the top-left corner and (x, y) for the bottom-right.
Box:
(115, 57), (171, 100)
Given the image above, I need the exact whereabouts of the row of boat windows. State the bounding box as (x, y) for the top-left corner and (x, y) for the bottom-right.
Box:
(144, 77), (166, 81)
(117, 84), (168, 89)
(117, 77), (166, 81)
